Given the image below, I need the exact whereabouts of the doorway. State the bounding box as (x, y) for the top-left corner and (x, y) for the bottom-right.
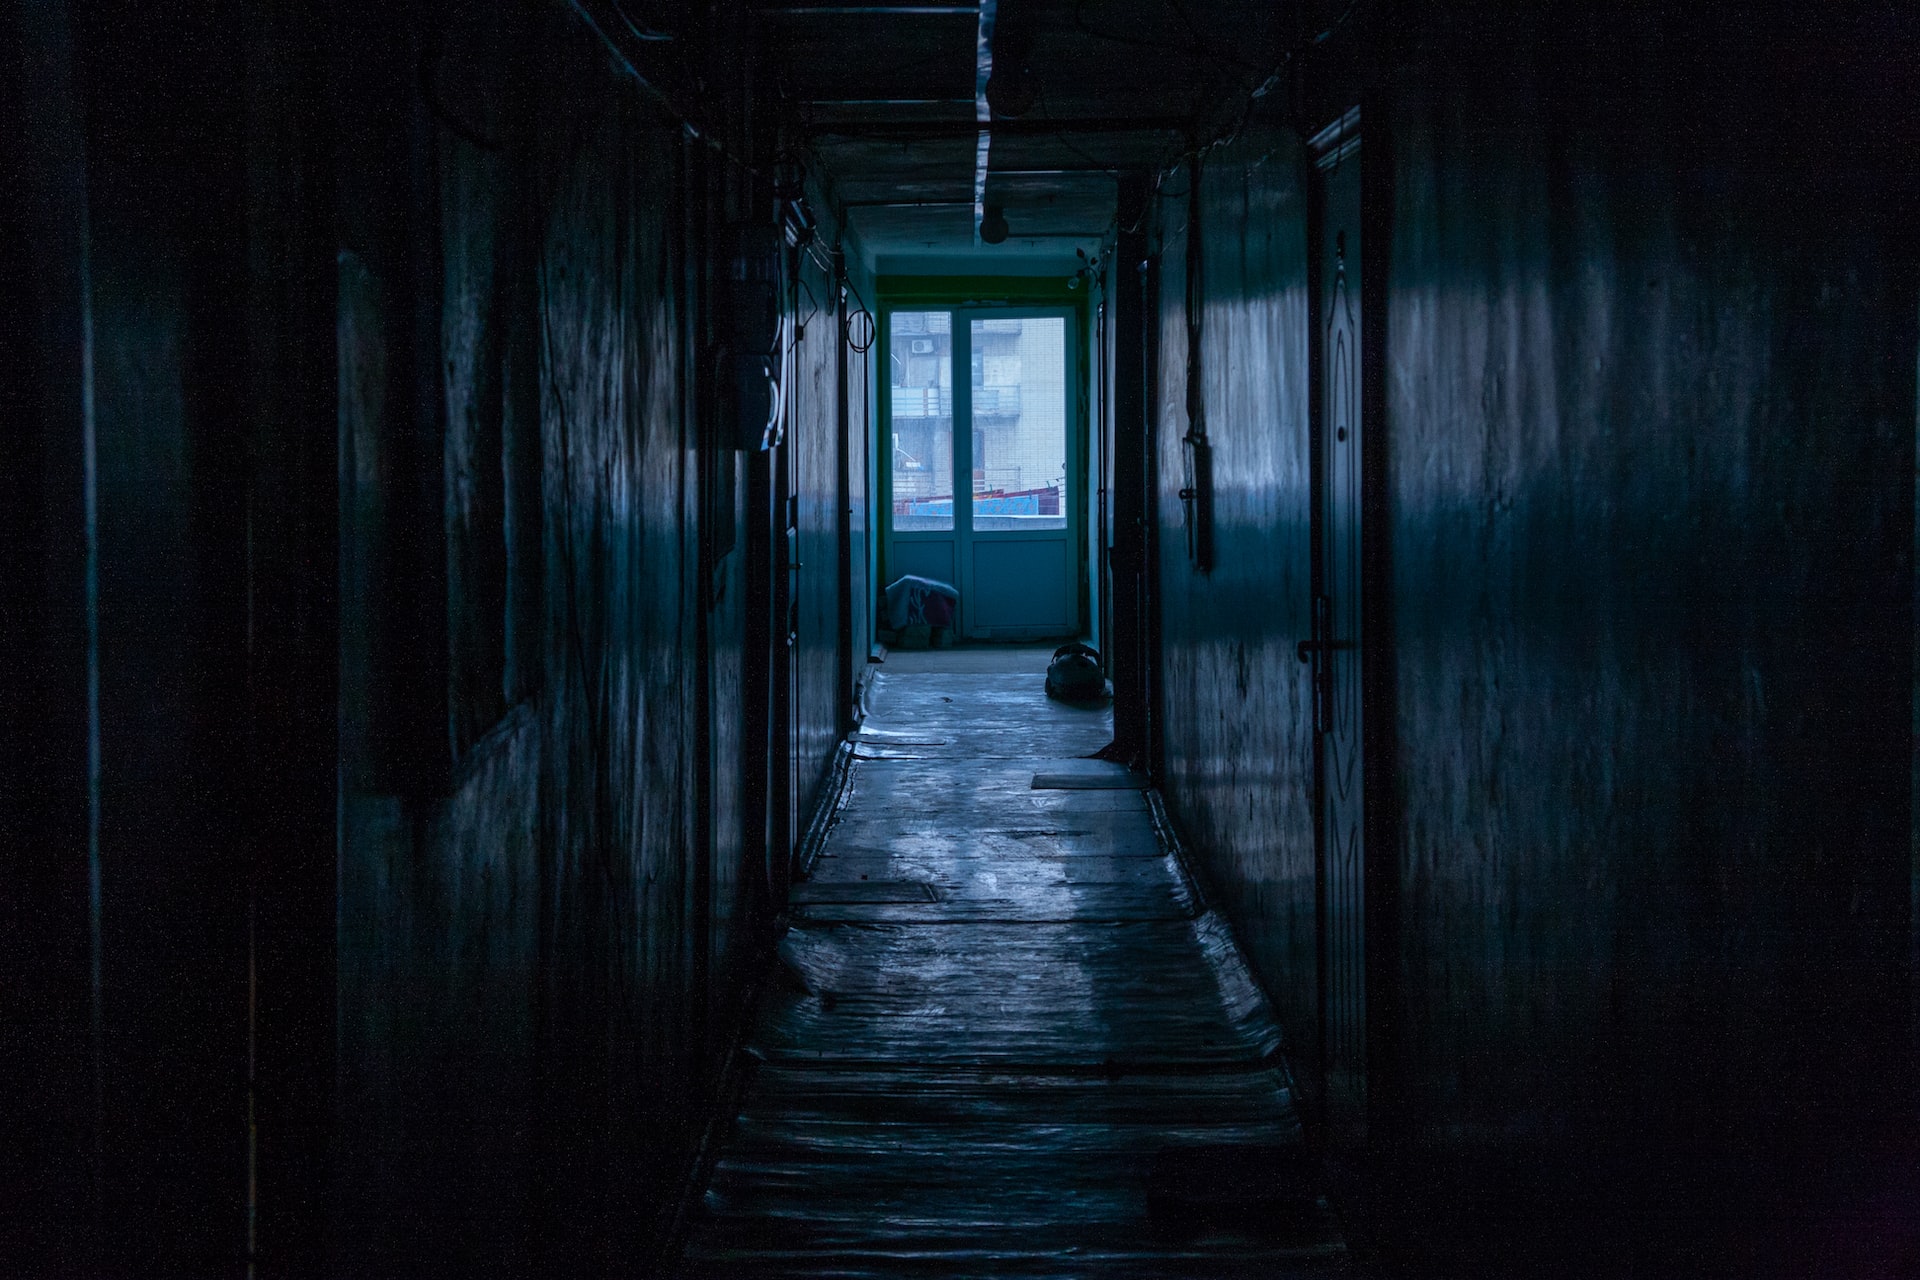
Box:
(881, 306), (1083, 641)
(1306, 106), (1368, 1144)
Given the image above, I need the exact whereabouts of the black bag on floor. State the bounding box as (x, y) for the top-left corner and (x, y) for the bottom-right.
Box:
(1045, 642), (1105, 701)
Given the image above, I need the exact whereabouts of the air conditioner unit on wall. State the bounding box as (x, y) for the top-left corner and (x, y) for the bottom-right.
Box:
(910, 339), (934, 354)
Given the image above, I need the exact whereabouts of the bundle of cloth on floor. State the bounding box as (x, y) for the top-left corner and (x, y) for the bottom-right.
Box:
(883, 574), (957, 630)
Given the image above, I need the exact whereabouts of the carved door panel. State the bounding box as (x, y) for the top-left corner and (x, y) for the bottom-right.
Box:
(1307, 111), (1366, 1143)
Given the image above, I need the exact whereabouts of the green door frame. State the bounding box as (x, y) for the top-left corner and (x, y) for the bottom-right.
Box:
(876, 277), (1091, 641)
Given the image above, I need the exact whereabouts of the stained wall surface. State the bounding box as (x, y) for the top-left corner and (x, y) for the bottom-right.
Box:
(4, 0), (868, 1273)
(1379, 0), (1917, 1161)
(1149, 2), (1919, 1259)
(333, 8), (866, 1272)
(793, 242), (847, 817)
(1149, 117), (1323, 1086)
(336, 11), (706, 1265)
(5, 2), (264, 1272)
(846, 284), (875, 697)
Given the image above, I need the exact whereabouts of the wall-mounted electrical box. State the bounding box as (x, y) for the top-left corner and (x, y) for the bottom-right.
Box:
(717, 222), (783, 450)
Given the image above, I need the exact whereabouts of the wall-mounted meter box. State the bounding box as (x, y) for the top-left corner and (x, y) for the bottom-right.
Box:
(717, 222), (783, 450)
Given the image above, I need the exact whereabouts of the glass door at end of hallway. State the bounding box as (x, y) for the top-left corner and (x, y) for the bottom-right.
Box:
(882, 307), (1081, 641)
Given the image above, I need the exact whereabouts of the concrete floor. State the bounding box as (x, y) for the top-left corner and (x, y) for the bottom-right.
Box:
(870, 642), (1064, 676)
(680, 662), (1343, 1276)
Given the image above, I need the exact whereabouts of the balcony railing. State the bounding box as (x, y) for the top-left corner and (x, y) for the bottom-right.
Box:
(891, 386), (948, 418)
(892, 482), (1062, 519)
(970, 385), (1020, 417)
(889, 385), (1021, 418)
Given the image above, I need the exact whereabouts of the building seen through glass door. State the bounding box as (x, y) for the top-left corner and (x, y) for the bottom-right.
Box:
(885, 306), (1079, 640)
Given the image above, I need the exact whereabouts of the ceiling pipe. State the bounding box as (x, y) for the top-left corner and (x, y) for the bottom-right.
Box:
(971, 0), (997, 245)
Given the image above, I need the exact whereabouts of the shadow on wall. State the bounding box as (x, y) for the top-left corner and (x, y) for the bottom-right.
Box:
(1150, 2), (1919, 1273)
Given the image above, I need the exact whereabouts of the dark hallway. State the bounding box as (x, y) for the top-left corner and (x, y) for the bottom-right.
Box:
(5, 1), (1919, 1276)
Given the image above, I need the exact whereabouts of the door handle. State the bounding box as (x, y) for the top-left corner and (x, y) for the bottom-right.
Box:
(1298, 593), (1333, 735)
(1297, 592), (1333, 663)
(1295, 638), (1352, 661)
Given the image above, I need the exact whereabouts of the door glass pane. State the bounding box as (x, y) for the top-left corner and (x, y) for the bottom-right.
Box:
(888, 311), (952, 531)
(970, 315), (1067, 531)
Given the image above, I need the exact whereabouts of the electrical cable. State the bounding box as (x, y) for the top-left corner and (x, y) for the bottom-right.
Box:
(1113, 0), (1364, 239)
(838, 261), (876, 354)
(801, 236), (837, 280)
(844, 306), (876, 354)
(1250, 0), (1363, 108)
(797, 276), (822, 332)
(569, 0), (766, 187)
(611, 0), (674, 41)
(784, 182), (877, 353)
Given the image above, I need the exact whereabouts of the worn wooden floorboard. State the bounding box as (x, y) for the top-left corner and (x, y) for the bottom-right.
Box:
(680, 663), (1343, 1276)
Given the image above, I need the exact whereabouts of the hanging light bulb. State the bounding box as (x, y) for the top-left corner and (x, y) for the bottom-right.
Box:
(980, 204), (1010, 245)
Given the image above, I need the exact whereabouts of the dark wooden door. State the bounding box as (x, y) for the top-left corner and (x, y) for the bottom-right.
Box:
(1309, 110), (1367, 1142)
